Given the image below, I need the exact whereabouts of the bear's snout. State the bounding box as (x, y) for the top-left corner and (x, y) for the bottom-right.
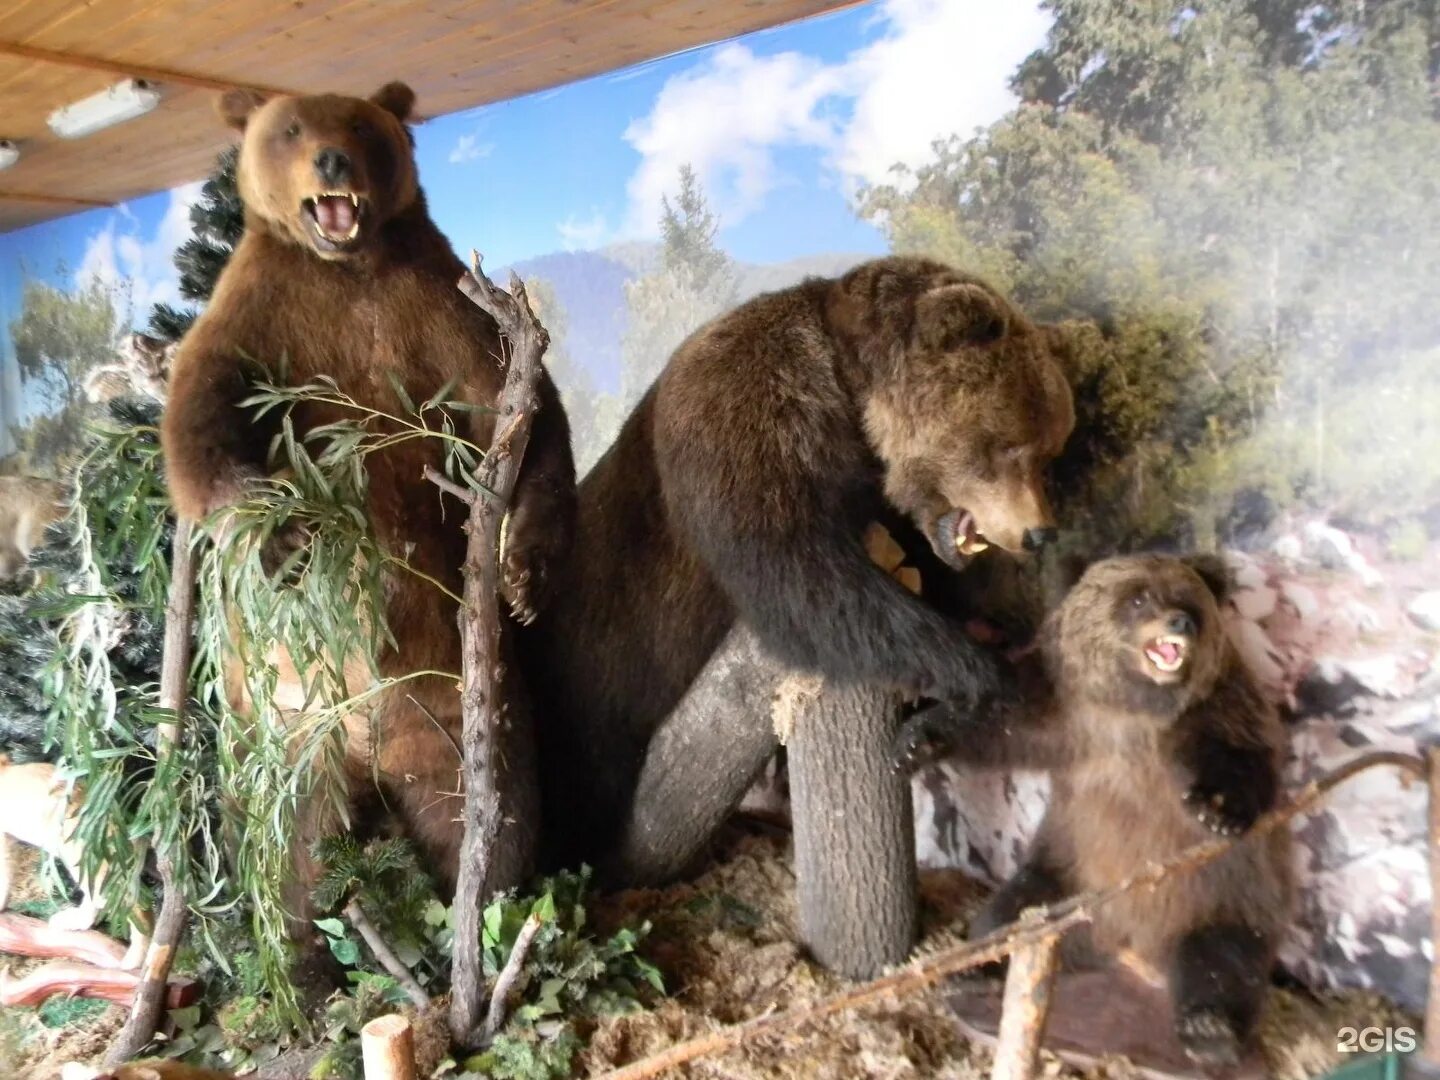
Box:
(314, 147), (353, 186)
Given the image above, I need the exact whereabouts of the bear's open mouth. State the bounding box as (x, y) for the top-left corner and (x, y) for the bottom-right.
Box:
(1143, 634), (1188, 674)
(301, 192), (366, 245)
(939, 508), (989, 559)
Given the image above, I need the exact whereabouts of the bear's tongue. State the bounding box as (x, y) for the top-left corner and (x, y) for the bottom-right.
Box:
(1148, 640), (1181, 665)
(314, 195), (357, 237)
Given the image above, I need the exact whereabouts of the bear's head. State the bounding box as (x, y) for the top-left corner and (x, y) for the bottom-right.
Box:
(835, 258), (1074, 565)
(218, 82), (419, 260)
(1048, 553), (1230, 717)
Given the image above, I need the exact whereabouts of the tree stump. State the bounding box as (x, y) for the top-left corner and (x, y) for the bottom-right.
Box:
(612, 625), (782, 885)
(789, 682), (916, 979)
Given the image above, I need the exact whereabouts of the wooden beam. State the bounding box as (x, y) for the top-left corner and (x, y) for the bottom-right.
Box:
(0, 40), (294, 96)
(0, 190), (112, 208)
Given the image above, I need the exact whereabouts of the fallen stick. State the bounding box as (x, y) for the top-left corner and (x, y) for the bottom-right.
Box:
(594, 749), (1427, 1080)
(991, 931), (1059, 1080)
(483, 912), (543, 1042)
(0, 960), (199, 1009)
(361, 1013), (417, 1080)
(0, 912), (129, 969)
(345, 899), (430, 1010)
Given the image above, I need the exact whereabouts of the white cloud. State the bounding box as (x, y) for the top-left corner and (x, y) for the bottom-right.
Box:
(448, 133), (495, 164)
(620, 0), (1050, 234)
(75, 182), (203, 326)
(836, 0), (1051, 188)
(621, 43), (846, 236)
(556, 210), (610, 251)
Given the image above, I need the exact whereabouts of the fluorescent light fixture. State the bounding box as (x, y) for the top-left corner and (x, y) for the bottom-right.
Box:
(0, 140), (17, 170)
(48, 79), (161, 139)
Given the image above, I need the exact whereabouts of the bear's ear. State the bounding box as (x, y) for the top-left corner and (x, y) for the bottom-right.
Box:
(217, 88), (268, 132)
(915, 283), (1009, 352)
(370, 82), (416, 123)
(1182, 553), (1231, 603)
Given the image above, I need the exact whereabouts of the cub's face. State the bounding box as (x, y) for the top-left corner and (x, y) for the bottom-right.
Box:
(220, 82), (418, 260)
(858, 263), (1074, 565)
(1055, 555), (1227, 715)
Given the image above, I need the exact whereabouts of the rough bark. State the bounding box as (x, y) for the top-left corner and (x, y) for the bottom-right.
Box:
(611, 624), (782, 886)
(789, 682), (916, 980)
(483, 912), (542, 1042)
(107, 517), (197, 1065)
(992, 933), (1059, 1080)
(441, 256), (547, 1048)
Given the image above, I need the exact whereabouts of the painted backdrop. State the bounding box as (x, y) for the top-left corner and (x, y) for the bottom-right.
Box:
(2, 0), (1438, 1013)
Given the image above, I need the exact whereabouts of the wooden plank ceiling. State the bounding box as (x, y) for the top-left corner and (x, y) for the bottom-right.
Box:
(0, 0), (852, 234)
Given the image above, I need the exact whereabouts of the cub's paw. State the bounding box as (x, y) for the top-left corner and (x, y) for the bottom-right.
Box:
(890, 706), (960, 775)
(1182, 782), (1261, 837)
(1176, 1008), (1242, 1067)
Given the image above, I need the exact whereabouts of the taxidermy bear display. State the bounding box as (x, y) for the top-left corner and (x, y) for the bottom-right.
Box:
(524, 256), (1076, 866)
(161, 83), (576, 909)
(893, 554), (1292, 1067)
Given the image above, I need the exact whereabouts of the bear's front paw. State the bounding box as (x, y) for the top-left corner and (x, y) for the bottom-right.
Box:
(890, 706), (960, 775)
(1176, 1008), (1242, 1067)
(1182, 780), (1262, 837)
(499, 513), (564, 626)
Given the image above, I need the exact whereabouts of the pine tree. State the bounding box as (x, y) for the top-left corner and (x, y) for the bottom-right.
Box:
(148, 146), (243, 342)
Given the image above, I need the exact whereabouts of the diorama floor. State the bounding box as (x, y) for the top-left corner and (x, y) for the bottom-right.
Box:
(2, 830), (1419, 1079)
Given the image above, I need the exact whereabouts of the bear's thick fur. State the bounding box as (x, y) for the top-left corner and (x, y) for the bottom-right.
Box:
(524, 256), (1075, 867)
(162, 83), (576, 895)
(894, 554), (1291, 1067)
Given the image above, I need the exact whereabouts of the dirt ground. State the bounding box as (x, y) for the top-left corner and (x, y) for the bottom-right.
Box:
(3, 829), (1420, 1079)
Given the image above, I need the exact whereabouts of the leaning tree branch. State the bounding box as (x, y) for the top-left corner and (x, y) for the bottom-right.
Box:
(345, 899), (430, 1010)
(483, 912), (543, 1042)
(0, 961), (198, 1010)
(440, 253), (550, 1048)
(594, 750), (1428, 1080)
(107, 517), (199, 1065)
(0, 912), (130, 969)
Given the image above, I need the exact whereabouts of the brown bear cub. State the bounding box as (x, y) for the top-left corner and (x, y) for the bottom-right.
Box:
(893, 554), (1291, 1066)
(162, 84), (575, 896)
(524, 256), (1074, 866)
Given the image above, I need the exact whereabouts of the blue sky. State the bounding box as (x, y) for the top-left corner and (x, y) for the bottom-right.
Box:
(0, 0), (1051, 442)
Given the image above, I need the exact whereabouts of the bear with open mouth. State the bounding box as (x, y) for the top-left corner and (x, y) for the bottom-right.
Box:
(893, 553), (1292, 1067)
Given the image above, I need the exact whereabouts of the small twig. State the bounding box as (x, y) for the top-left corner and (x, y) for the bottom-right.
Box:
(422, 465), (478, 508)
(992, 931), (1059, 1080)
(483, 913), (543, 1042)
(595, 750), (1427, 1080)
(107, 519), (199, 1065)
(344, 898), (431, 1010)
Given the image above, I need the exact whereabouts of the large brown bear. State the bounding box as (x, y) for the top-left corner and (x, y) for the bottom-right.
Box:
(162, 84), (576, 898)
(523, 257), (1075, 867)
(893, 554), (1291, 1067)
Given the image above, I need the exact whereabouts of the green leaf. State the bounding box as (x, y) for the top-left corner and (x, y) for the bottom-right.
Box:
(313, 917), (346, 938)
(329, 935), (361, 966)
(169, 1004), (202, 1031)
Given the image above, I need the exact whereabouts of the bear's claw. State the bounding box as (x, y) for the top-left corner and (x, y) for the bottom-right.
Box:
(1176, 1008), (1242, 1067)
(889, 710), (957, 775)
(1183, 784), (1257, 837)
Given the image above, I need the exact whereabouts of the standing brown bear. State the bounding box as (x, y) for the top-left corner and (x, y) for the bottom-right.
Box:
(524, 257), (1075, 866)
(893, 554), (1292, 1067)
(162, 83), (575, 898)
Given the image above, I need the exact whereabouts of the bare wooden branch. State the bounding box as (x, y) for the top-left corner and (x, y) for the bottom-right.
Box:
(361, 1013), (417, 1080)
(1424, 745), (1440, 1069)
(0, 912), (129, 969)
(483, 912), (543, 1042)
(594, 750), (1427, 1080)
(345, 899), (430, 1010)
(992, 930), (1059, 1080)
(445, 254), (550, 1048)
(421, 464), (478, 507)
(1, 960), (198, 1009)
(108, 517), (199, 1065)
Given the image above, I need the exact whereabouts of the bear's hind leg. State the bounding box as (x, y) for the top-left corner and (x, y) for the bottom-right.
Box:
(1171, 923), (1270, 1067)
